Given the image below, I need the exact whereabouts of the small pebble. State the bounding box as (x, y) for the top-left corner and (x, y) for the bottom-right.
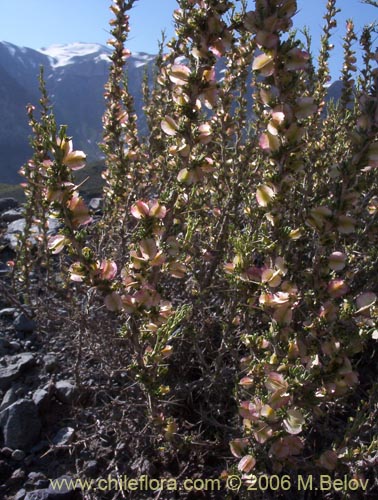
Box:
(12, 449), (26, 461)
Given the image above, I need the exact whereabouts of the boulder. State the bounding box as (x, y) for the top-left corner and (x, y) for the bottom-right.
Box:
(11, 449), (26, 461)
(0, 458), (12, 483)
(0, 353), (36, 391)
(55, 381), (78, 404)
(1, 208), (23, 222)
(14, 313), (36, 333)
(0, 307), (17, 318)
(32, 389), (50, 411)
(0, 399), (41, 451)
(0, 337), (11, 356)
(0, 197), (18, 213)
(0, 383), (24, 411)
(52, 427), (75, 446)
(43, 354), (59, 373)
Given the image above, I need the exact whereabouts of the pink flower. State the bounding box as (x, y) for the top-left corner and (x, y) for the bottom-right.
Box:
(286, 48), (309, 71)
(99, 260), (117, 280)
(58, 138), (86, 170)
(327, 279), (349, 298)
(67, 194), (92, 227)
(130, 200), (167, 219)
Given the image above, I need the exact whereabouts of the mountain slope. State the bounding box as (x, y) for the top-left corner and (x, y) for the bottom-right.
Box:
(0, 41), (155, 183)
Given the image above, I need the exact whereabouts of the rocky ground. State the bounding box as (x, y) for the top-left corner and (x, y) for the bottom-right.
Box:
(0, 197), (227, 500)
(0, 301), (170, 500)
(0, 197), (87, 499)
(0, 204), (73, 499)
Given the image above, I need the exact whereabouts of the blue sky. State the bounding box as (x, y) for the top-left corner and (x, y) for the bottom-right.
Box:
(0, 0), (376, 80)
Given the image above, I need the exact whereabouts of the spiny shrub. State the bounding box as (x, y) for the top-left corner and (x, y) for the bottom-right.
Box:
(17, 0), (378, 492)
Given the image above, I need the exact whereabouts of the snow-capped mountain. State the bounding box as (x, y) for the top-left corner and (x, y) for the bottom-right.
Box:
(40, 43), (113, 68)
(0, 41), (155, 183)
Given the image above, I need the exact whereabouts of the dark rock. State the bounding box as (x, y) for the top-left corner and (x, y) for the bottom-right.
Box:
(0, 307), (16, 317)
(52, 427), (75, 446)
(26, 471), (49, 489)
(0, 264), (11, 277)
(7, 467), (26, 486)
(1, 208), (23, 222)
(9, 340), (22, 351)
(55, 381), (78, 404)
(14, 313), (36, 333)
(0, 197), (18, 212)
(0, 353), (35, 391)
(83, 460), (98, 477)
(0, 458), (12, 482)
(0, 399), (41, 450)
(0, 337), (11, 356)
(0, 383), (23, 411)
(12, 449), (26, 461)
(31, 440), (49, 454)
(28, 471), (48, 482)
(24, 454), (34, 466)
(1, 446), (13, 457)
(32, 389), (50, 411)
(43, 354), (59, 373)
